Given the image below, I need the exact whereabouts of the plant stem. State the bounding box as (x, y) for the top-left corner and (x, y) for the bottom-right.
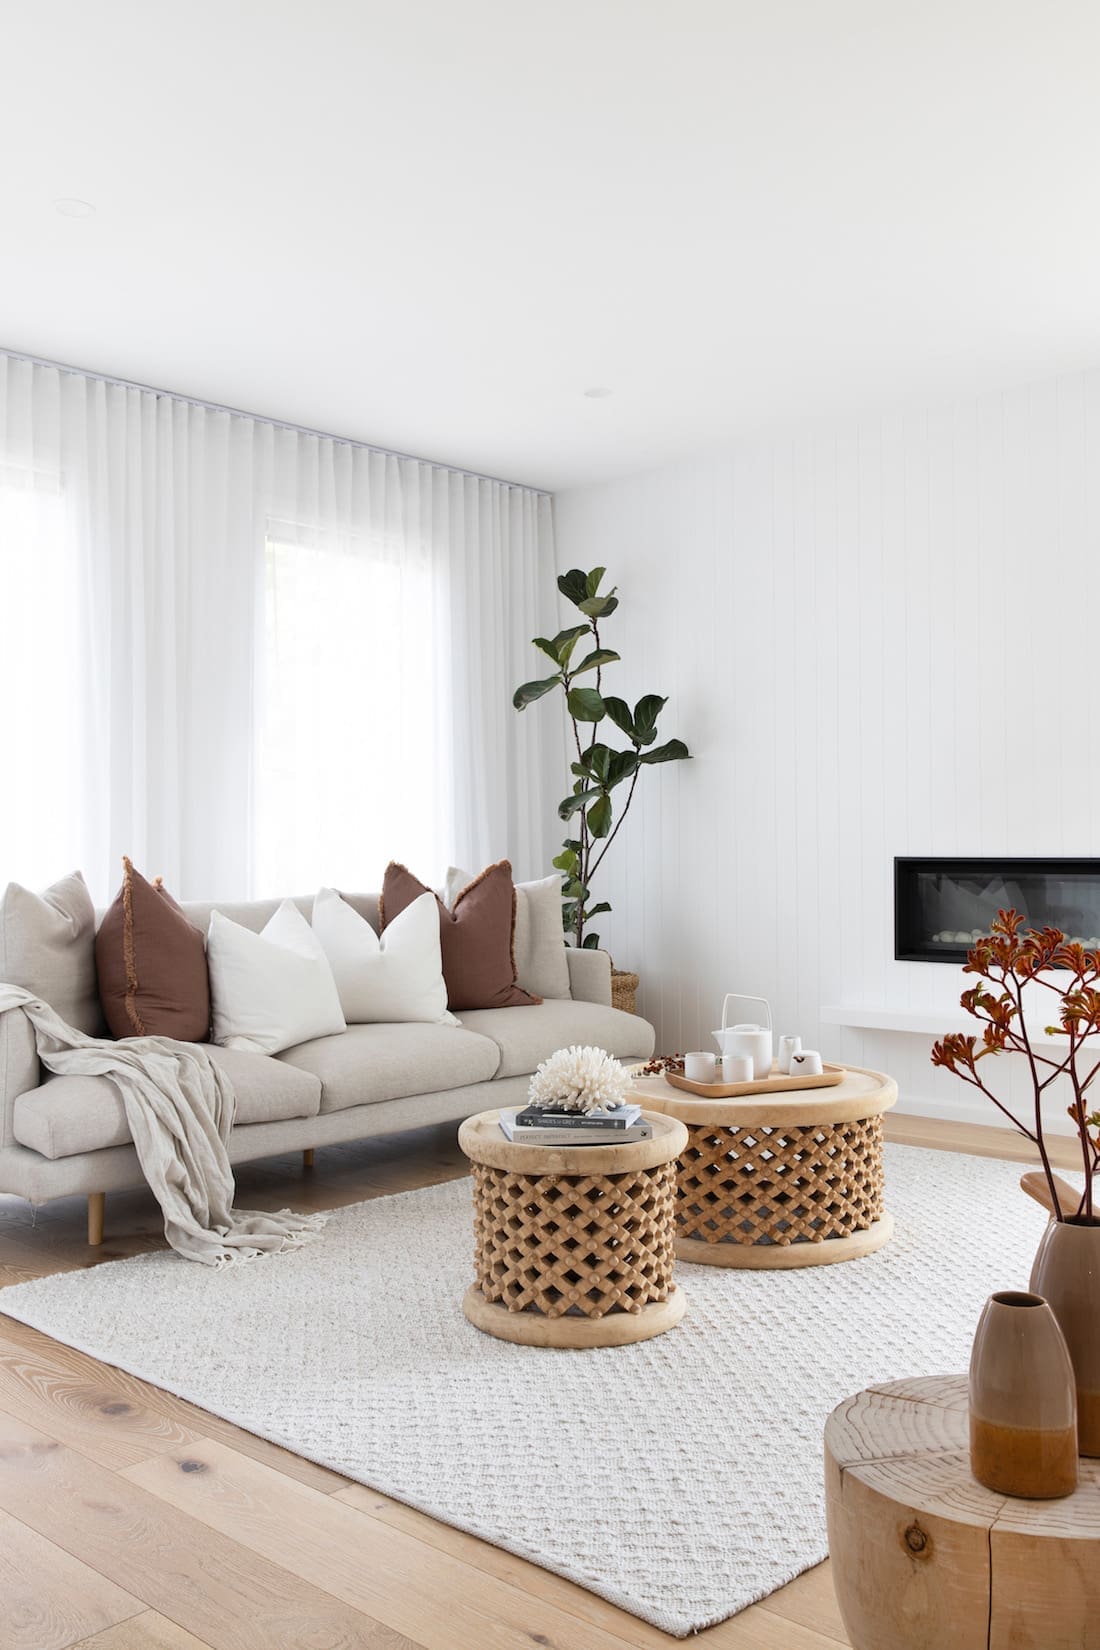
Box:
(1010, 971), (1063, 1220)
(589, 765), (640, 882)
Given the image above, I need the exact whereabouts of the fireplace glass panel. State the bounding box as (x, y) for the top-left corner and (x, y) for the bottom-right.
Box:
(894, 858), (1100, 965)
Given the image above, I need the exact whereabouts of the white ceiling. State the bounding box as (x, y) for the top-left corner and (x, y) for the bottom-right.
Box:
(4, 1), (1100, 491)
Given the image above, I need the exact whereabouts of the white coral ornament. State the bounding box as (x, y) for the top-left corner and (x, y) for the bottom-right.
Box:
(527, 1044), (631, 1114)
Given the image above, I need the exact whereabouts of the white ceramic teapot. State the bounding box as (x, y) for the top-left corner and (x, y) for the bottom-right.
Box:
(712, 993), (773, 1079)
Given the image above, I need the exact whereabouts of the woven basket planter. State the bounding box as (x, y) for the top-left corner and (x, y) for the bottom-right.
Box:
(611, 968), (640, 1015)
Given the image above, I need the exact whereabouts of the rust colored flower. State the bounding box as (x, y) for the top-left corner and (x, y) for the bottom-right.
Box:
(933, 908), (1099, 1224)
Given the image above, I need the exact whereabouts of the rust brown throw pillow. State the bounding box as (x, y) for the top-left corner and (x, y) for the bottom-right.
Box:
(96, 858), (211, 1041)
(380, 860), (541, 1012)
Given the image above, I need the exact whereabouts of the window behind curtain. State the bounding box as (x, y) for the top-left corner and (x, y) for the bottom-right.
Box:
(253, 524), (446, 897)
(0, 466), (85, 889)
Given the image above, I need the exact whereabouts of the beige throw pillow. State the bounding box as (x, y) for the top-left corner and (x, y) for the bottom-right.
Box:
(0, 870), (102, 1033)
(0, 870), (103, 1119)
(445, 867), (570, 999)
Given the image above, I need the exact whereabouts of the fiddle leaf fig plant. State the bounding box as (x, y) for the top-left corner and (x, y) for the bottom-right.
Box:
(513, 566), (690, 949)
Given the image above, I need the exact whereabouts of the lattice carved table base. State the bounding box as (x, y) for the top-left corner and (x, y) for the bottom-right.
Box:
(459, 1110), (688, 1347)
(629, 1065), (897, 1270)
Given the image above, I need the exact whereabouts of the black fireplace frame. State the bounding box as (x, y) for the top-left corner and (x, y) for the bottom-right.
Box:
(894, 856), (1100, 965)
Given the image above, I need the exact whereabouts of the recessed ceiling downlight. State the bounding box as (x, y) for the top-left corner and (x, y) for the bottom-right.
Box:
(54, 198), (96, 218)
(583, 386), (613, 399)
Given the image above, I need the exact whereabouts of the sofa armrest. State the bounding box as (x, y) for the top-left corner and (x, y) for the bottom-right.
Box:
(565, 947), (613, 1006)
(0, 1006), (40, 1150)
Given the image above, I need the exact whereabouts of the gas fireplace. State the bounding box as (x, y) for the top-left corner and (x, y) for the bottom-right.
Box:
(894, 857), (1100, 965)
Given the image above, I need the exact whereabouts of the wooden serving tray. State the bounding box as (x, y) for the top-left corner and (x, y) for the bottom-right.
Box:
(665, 1061), (846, 1098)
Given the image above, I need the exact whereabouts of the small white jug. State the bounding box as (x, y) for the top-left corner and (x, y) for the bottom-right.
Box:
(712, 994), (773, 1079)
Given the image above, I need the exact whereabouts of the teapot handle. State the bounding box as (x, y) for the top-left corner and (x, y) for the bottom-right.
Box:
(721, 993), (773, 1032)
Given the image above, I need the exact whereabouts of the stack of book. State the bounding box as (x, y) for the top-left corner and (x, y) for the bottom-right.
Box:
(498, 1104), (651, 1144)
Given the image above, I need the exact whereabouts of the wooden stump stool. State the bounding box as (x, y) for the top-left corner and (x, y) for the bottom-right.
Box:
(631, 1064), (897, 1267)
(825, 1376), (1100, 1649)
(458, 1110), (688, 1348)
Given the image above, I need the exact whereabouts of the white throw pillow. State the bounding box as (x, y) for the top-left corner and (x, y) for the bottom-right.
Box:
(207, 900), (346, 1055)
(444, 867), (571, 999)
(312, 887), (455, 1024)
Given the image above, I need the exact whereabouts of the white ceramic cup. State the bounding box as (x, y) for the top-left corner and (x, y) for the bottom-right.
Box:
(790, 1049), (823, 1077)
(721, 1053), (754, 1084)
(685, 1051), (718, 1083)
(778, 1034), (802, 1074)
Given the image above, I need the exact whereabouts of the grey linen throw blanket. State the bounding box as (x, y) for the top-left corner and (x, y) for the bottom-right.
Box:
(0, 985), (326, 1266)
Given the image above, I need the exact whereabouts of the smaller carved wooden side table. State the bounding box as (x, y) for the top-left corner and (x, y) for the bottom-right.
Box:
(631, 1063), (897, 1268)
(458, 1109), (689, 1348)
(825, 1375), (1100, 1650)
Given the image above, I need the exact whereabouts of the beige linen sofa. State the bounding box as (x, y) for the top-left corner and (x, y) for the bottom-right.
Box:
(0, 890), (656, 1243)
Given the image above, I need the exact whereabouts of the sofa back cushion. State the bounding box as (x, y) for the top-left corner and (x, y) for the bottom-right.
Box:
(0, 871), (101, 1032)
(0, 870), (102, 1146)
(444, 868), (570, 999)
(96, 859), (211, 1041)
(382, 860), (540, 1013)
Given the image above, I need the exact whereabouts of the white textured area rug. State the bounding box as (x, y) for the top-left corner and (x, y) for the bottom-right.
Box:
(0, 1144), (1054, 1637)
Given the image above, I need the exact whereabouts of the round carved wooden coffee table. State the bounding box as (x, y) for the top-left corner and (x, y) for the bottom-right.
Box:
(630, 1064), (896, 1267)
(825, 1376), (1100, 1649)
(458, 1109), (689, 1347)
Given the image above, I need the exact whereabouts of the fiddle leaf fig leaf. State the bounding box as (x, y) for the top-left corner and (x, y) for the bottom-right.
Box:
(551, 624), (589, 668)
(558, 787), (601, 820)
(557, 568), (591, 608)
(607, 749), (639, 787)
(639, 737), (690, 764)
(572, 648), (620, 677)
(585, 566), (606, 597)
(587, 901), (612, 918)
(632, 693), (667, 745)
(579, 743), (612, 782)
(563, 878), (589, 901)
(532, 636), (562, 665)
(513, 675), (561, 710)
(582, 932), (601, 949)
(577, 591), (618, 618)
(587, 793), (613, 838)
(567, 686), (605, 723)
(552, 848), (578, 873)
(602, 696), (635, 740)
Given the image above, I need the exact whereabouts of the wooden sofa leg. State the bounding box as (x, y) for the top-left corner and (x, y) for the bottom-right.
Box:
(303, 1148), (315, 1169)
(88, 1192), (105, 1246)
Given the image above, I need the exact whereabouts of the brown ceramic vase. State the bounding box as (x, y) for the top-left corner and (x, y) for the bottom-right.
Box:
(1030, 1217), (1100, 1456)
(969, 1290), (1078, 1499)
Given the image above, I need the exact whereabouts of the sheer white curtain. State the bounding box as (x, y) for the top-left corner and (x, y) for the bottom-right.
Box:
(0, 354), (561, 903)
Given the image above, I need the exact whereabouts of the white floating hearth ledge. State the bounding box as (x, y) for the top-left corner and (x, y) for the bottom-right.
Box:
(819, 1004), (1096, 1050)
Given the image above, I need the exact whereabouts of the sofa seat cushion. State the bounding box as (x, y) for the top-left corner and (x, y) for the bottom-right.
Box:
(12, 1047), (321, 1162)
(455, 1000), (656, 1079)
(276, 1022), (501, 1113)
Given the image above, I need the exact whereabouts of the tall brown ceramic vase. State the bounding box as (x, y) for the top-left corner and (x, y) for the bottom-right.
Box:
(969, 1291), (1078, 1499)
(1030, 1218), (1100, 1456)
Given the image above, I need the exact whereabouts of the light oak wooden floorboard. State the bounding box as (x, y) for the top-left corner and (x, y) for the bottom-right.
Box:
(0, 1505), (143, 1650)
(0, 1316), (351, 1495)
(0, 1330), (202, 1471)
(0, 1411), (414, 1650)
(885, 1110), (1083, 1170)
(334, 1481), (849, 1649)
(70, 1614), (216, 1650)
(124, 1436), (686, 1650)
(0, 1116), (1047, 1650)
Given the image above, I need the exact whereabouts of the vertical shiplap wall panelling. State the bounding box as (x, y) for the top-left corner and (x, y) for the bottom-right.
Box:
(552, 370), (1100, 1122)
(770, 443), (796, 1032)
(812, 438), (842, 1057)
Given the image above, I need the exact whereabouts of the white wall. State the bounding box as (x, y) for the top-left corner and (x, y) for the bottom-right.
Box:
(554, 374), (1100, 1130)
